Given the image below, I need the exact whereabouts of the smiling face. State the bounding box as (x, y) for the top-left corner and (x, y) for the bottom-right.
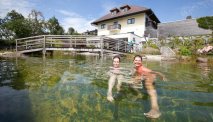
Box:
(113, 57), (120, 68)
(134, 56), (142, 67)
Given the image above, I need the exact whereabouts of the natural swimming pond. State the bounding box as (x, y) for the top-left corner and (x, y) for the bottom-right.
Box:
(0, 55), (213, 122)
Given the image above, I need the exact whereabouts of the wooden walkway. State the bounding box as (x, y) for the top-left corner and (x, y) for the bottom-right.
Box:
(16, 35), (131, 56)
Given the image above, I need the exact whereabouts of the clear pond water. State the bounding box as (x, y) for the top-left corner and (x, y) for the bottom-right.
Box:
(0, 55), (213, 122)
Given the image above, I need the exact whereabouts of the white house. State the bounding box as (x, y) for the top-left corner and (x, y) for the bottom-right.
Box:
(91, 4), (160, 52)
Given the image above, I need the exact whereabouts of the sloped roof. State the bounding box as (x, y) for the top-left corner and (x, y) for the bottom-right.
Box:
(158, 19), (212, 37)
(91, 5), (160, 25)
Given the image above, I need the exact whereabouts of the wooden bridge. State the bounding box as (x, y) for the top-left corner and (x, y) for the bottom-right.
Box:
(16, 35), (132, 57)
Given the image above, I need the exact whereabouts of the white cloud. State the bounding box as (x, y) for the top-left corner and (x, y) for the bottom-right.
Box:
(57, 10), (81, 18)
(0, 0), (34, 18)
(58, 10), (96, 33)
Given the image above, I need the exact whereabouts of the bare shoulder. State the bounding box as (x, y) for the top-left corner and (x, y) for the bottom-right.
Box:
(143, 67), (152, 72)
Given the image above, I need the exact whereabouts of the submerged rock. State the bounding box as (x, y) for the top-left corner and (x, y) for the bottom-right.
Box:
(196, 57), (208, 63)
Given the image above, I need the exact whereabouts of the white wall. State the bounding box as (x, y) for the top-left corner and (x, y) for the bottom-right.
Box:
(97, 13), (146, 37)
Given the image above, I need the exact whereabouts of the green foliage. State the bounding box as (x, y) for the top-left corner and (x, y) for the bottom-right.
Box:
(190, 38), (205, 55)
(145, 39), (159, 49)
(68, 27), (75, 35)
(169, 37), (181, 49)
(0, 10), (32, 43)
(149, 43), (158, 49)
(153, 34), (213, 56)
(179, 46), (192, 56)
(0, 9), (80, 48)
(182, 39), (191, 47)
(196, 16), (213, 31)
(47, 16), (64, 35)
(209, 38), (213, 44)
(67, 27), (80, 35)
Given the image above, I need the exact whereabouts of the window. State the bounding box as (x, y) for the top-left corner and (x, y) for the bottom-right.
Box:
(122, 7), (128, 12)
(133, 38), (135, 43)
(127, 18), (135, 24)
(110, 8), (119, 15)
(111, 10), (119, 15)
(101, 24), (105, 29)
(114, 21), (118, 25)
(145, 18), (150, 27)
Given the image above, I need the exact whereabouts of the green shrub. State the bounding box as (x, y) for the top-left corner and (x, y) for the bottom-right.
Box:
(150, 43), (159, 49)
(179, 46), (191, 56)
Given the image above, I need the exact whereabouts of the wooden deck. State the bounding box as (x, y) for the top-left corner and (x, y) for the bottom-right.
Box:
(16, 35), (131, 56)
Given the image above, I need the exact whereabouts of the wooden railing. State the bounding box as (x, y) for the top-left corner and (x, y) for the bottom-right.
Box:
(16, 35), (131, 56)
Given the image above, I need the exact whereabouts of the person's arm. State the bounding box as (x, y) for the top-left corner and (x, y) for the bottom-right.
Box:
(129, 68), (136, 76)
(151, 71), (167, 81)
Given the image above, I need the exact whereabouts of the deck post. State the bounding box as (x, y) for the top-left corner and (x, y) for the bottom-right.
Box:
(118, 40), (120, 51)
(70, 35), (72, 48)
(125, 42), (127, 52)
(74, 37), (76, 47)
(100, 36), (104, 57)
(43, 35), (46, 56)
(26, 42), (27, 49)
(16, 39), (18, 55)
(50, 37), (53, 47)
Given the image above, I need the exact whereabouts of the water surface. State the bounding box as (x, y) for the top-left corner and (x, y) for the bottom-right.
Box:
(0, 55), (213, 122)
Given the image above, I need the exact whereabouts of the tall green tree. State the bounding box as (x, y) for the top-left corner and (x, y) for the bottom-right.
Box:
(0, 10), (31, 44)
(47, 16), (64, 35)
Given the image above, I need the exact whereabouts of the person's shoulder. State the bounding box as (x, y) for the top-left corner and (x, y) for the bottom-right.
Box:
(142, 66), (152, 72)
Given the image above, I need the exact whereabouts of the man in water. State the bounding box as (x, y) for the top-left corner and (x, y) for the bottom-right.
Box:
(131, 55), (166, 119)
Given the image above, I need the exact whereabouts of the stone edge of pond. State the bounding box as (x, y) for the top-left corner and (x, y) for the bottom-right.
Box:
(144, 55), (177, 61)
(0, 51), (22, 58)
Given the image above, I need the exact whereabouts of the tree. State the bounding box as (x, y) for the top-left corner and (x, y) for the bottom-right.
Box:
(0, 10), (31, 44)
(68, 27), (75, 35)
(196, 16), (213, 31)
(28, 9), (46, 36)
(47, 16), (64, 35)
(186, 16), (192, 19)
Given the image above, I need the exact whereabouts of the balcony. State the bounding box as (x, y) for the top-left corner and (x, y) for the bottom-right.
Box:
(107, 24), (121, 31)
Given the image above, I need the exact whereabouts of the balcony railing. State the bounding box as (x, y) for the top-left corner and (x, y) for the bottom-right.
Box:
(107, 24), (121, 30)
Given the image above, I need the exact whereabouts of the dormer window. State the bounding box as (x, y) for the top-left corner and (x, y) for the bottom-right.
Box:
(120, 5), (130, 12)
(122, 7), (128, 12)
(110, 8), (119, 15)
(111, 11), (117, 15)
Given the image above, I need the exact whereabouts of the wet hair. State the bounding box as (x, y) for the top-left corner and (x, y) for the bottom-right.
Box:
(134, 55), (142, 61)
(113, 55), (121, 62)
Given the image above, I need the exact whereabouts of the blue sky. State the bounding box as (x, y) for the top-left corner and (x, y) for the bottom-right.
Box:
(0, 0), (212, 33)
